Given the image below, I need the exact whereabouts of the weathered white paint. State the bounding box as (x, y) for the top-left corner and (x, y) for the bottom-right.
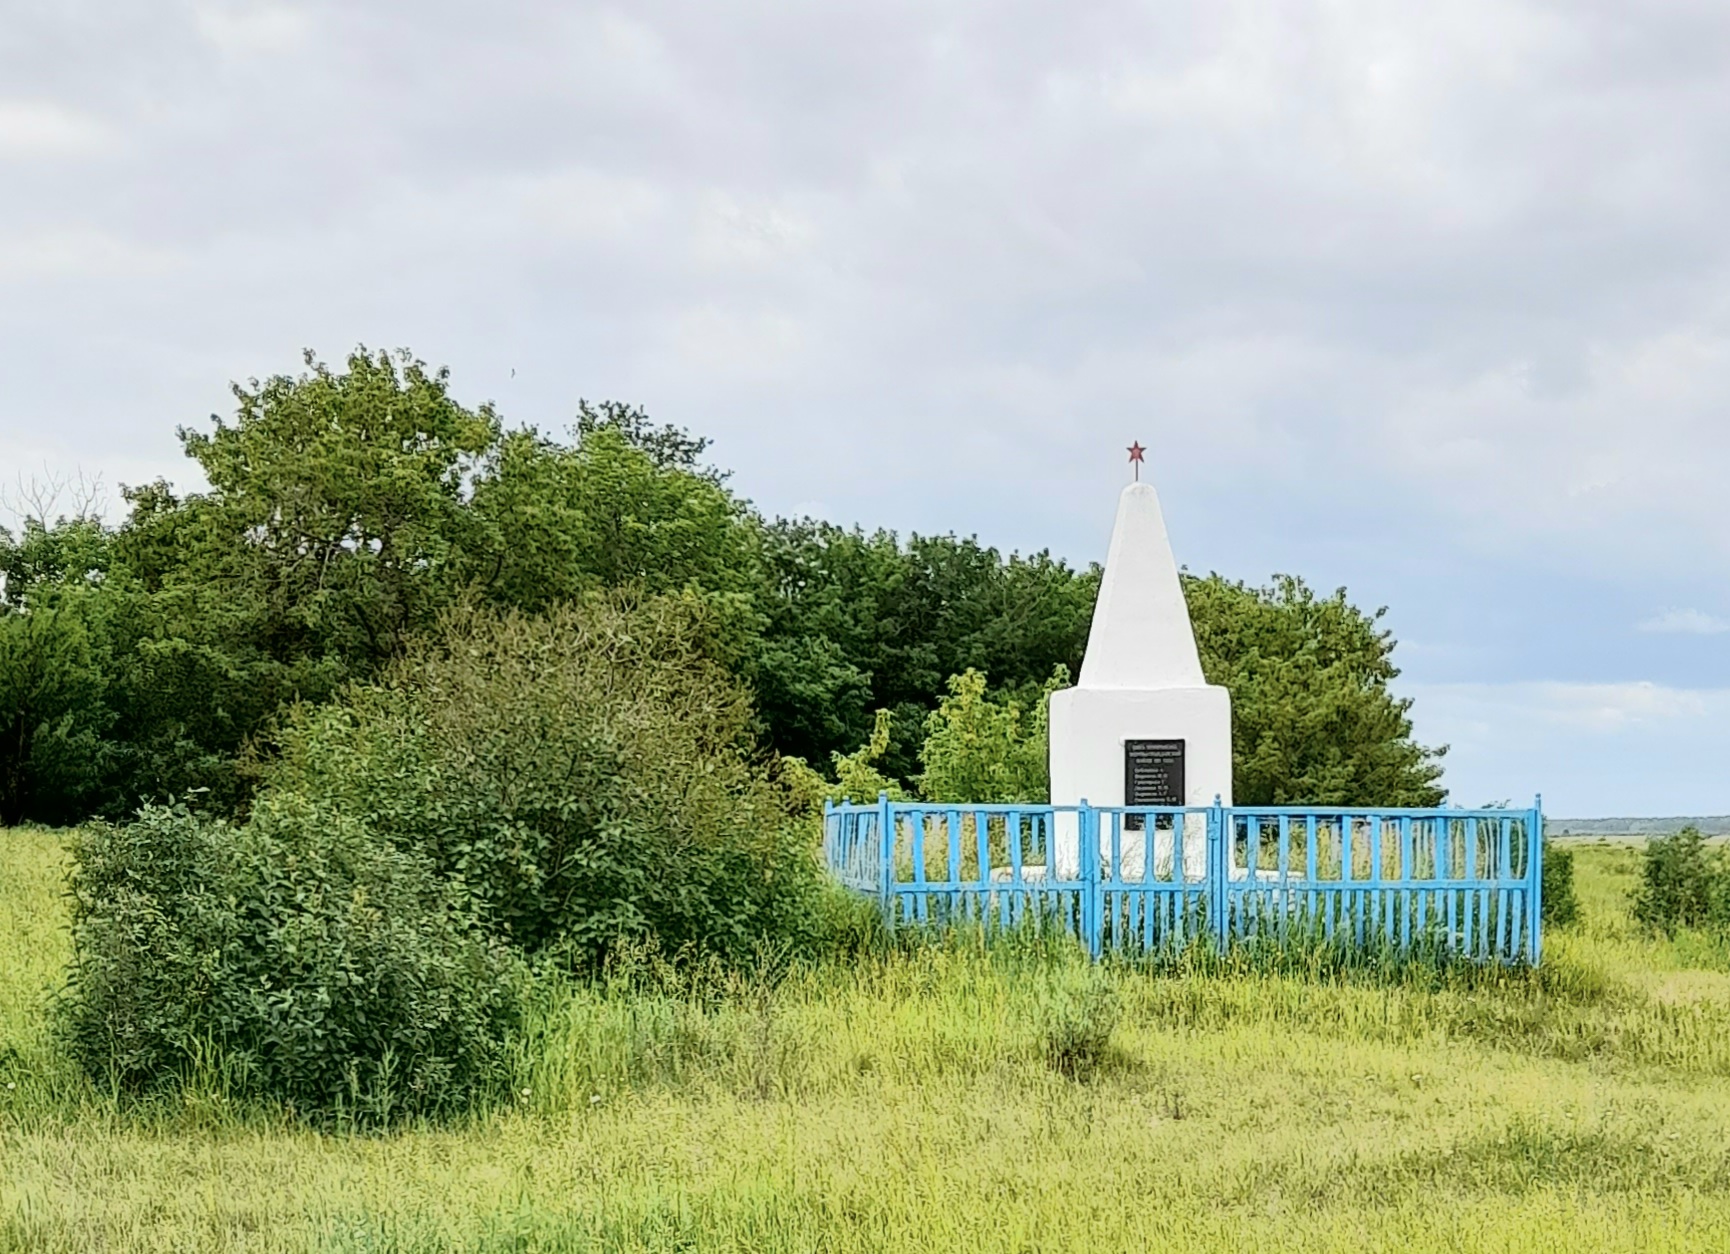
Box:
(1047, 480), (1233, 879)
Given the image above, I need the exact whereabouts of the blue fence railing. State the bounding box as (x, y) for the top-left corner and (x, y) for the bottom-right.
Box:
(823, 797), (1545, 965)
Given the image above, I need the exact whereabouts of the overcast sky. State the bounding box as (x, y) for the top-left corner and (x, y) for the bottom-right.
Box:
(4, 0), (1729, 816)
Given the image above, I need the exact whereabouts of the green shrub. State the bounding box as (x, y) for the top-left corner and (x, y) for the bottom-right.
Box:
(1541, 840), (1580, 927)
(1631, 827), (1729, 936)
(1035, 966), (1121, 1079)
(267, 597), (831, 970)
(61, 800), (523, 1123)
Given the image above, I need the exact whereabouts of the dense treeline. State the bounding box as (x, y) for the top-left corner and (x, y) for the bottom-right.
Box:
(1, 347), (1444, 827)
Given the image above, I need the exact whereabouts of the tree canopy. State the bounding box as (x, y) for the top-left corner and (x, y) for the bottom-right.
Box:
(0, 347), (1445, 823)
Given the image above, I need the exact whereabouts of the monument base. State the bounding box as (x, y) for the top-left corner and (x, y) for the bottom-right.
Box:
(1047, 684), (1233, 879)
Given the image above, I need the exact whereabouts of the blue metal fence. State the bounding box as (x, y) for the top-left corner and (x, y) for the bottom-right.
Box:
(823, 797), (1545, 964)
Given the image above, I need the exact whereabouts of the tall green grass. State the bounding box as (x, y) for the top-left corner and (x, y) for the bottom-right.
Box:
(5, 827), (1730, 1252)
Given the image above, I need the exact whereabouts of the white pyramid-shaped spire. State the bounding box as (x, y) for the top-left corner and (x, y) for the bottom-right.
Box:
(1077, 481), (1206, 689)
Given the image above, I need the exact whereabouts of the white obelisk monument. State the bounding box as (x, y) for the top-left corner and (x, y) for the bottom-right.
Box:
(1047, 447), (1232, 878)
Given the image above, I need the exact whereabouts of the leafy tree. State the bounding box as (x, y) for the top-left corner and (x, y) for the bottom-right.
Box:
(917, 667), (1064, 804)
(49, 345), (503, 813)
(753, 521), (1095, 773)
(1186, 574), (1446, 806)
(574, 398), (720, 478)
(0, 514), (117, 823)
(0, 515), (112, 608)
(0, 600), (112, 825)
(82, 481), (345, 809)
(752, 523), (901, 770)
(467, 424), (760, 649)
(176, 346), (500, 669)
(752, 633), (876, 771)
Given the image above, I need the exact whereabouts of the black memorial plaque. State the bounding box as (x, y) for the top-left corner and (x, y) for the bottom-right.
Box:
(1123, 740), (1185, 830)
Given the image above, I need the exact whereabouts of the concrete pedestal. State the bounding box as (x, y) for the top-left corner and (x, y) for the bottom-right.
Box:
(1047, 686), (1231, 878)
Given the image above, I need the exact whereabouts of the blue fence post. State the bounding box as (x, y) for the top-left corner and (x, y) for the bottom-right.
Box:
(1209, 795), (1228, 951)
(878, 791), (894, 929)
(1528, 794), (1544, 965)
(1076, 800), (1098, 958)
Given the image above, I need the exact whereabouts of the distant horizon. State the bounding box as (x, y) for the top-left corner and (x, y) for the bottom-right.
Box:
(1551, 814), (1730, 820)
(1547, 815), (1730, 837)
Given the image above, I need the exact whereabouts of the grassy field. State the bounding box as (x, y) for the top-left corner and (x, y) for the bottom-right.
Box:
(4, 829), (1730, 1252)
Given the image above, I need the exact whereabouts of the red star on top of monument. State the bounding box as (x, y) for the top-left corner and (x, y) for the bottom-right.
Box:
(1127, 441), (1145, 480)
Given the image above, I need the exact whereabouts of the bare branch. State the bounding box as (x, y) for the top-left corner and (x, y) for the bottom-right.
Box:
(0, 465), (110, 528)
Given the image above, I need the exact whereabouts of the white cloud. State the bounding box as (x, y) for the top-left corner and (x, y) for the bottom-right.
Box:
(194, 3), (313, 56)
(1638, 609), (1730, 635)
(668, 305), (808, 381)
(0, 229), (178, 280)
(1533, 681), (1712, 731)
(517, 168), (668, 243)
(1413, 680), (1716, 734)
(1405, 680), (1730, 814)
(692, 192), (817, 272)
(0, 101), (112, 158)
